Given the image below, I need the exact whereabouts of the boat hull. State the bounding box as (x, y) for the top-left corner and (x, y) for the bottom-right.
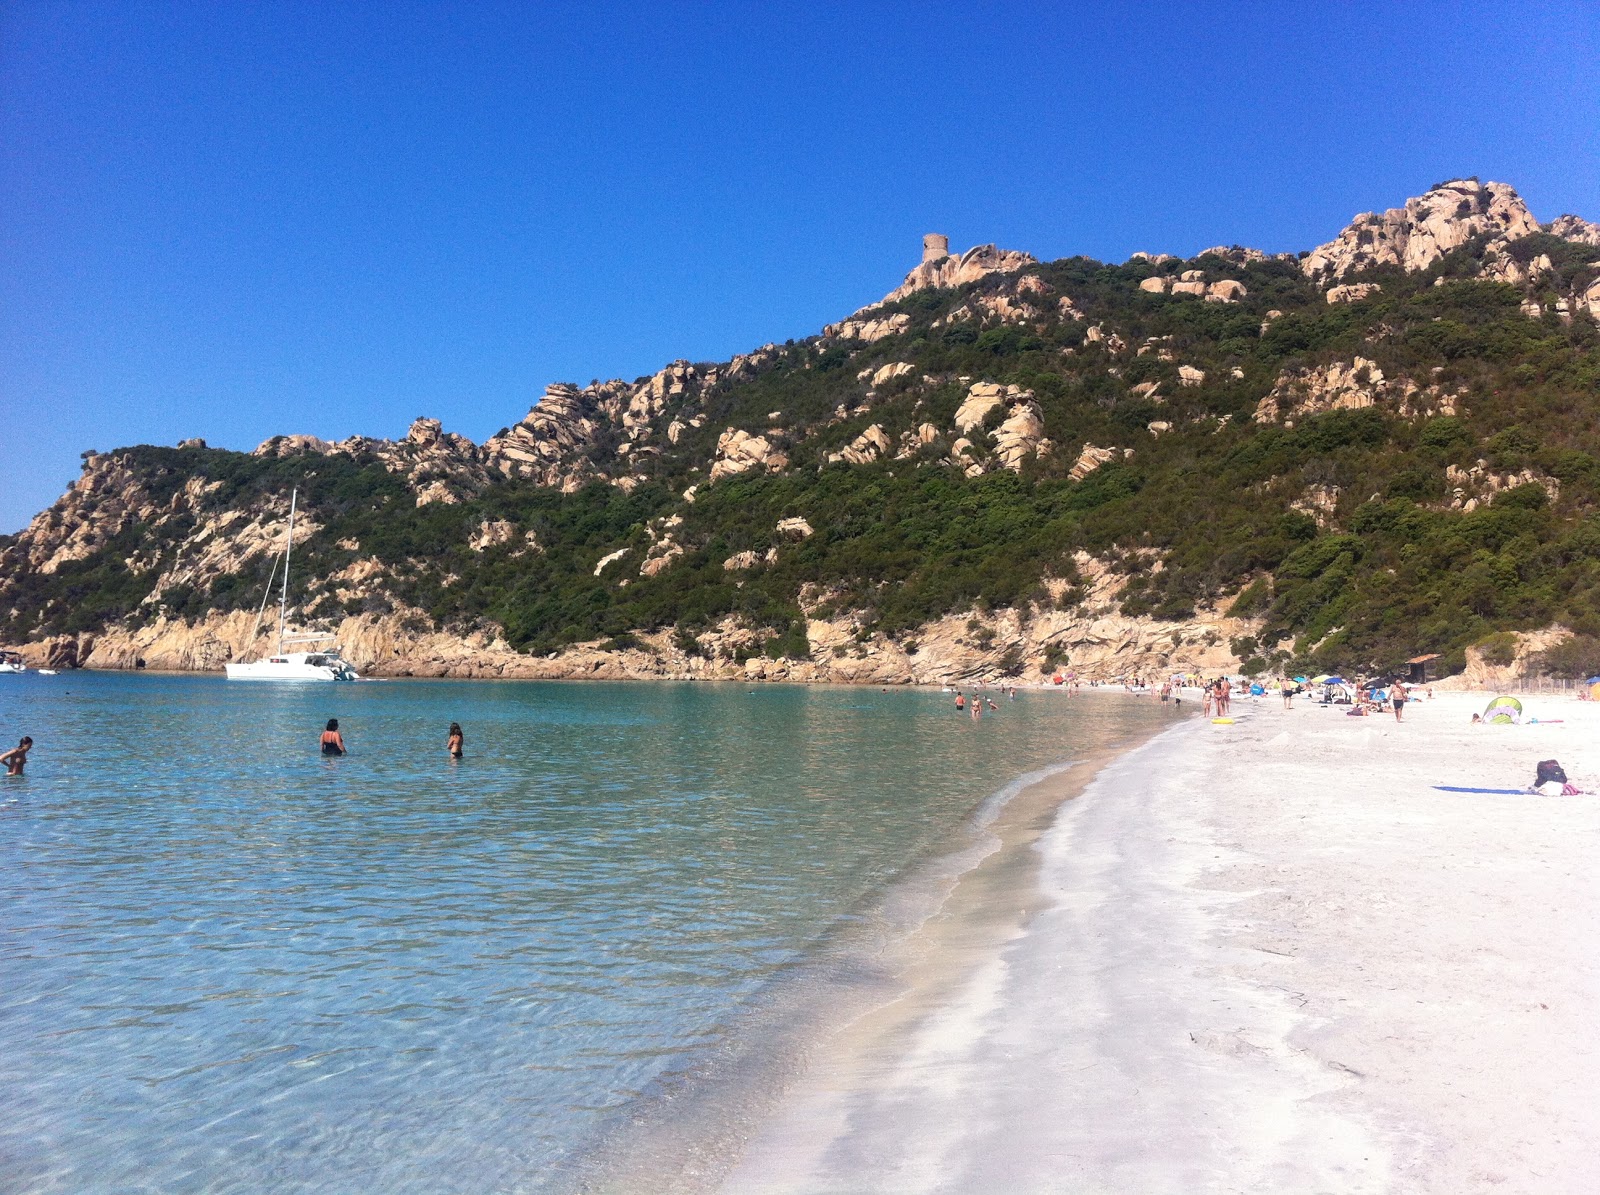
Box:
(225, 658), (358, 682)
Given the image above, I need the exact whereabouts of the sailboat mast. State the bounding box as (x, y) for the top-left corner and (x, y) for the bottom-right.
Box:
(277, 488), (297, 654)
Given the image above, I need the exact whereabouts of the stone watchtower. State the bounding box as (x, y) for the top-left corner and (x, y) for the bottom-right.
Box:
(922, 233), (950, 263)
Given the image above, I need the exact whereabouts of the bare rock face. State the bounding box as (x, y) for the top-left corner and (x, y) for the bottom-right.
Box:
(1445, 461), (1560, 512)
(1138, 276), (1169, 294)
(469, 519), (518, 552)
(255, 433), (336, 458)
(828, 424), (891, 466)
(1578, 276), (1600, 320)
(1291, 484), (1342, 526)
(1254, 357), (1457, 423)
(1178, 365), (1206, 388)
(935, 273), (1055, 328)
(1549, 214), (1600, 247)
(953, 382), (1010, 433)
(1482, 249), (1554, 287)
(824, 313), (910, 343)
(991, 401), (1050, 470)
(1069, 443), (1123, 481)
(1204, 279), (1248, 303)
(896, 422), (942, 459)
(881, 244), (1036, 305)
(1196, 245), (1273, 265)
(710, 428), (787, 483)
(484, 384), (608, 492)
(863, 361), (915, 387)
(948, 382), (1049, 474)
(11, 453), (161, 575)
(775, 517), (814, 539)
(1303, 179), (1539, 281)
(1326, 283), (1382, 304)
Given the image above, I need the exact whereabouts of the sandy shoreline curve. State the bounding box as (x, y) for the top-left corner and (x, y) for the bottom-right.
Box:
(717, 690), (1600, 1194)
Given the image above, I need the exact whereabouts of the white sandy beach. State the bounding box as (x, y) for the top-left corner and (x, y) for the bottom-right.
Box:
(719, 690), (1600, 1194)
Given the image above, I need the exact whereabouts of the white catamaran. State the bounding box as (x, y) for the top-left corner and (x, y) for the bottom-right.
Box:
(225, 488), (359, 682)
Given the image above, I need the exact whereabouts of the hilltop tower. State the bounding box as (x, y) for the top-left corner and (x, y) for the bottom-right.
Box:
(922, 233), (950, 263)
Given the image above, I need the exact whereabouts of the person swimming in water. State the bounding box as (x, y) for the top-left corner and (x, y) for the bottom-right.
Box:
(447, 722), (464, 760)
(2, 736), (33, 775)
(320, 719), (346, 756)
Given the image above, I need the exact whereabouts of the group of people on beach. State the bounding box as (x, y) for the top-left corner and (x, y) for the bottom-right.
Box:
(317, 719), (465, 758)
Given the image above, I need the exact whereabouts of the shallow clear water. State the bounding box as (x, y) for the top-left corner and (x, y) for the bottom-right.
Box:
(0, 674), (1168, 1193)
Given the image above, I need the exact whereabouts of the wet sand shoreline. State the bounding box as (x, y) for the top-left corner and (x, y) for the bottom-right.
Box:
(717, 691), (1600, 1194)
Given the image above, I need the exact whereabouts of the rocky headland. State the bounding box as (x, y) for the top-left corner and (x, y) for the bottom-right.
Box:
(6, 178), (1599, 684)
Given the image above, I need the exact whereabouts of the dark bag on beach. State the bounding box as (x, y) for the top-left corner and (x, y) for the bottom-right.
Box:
(1535, 760), (1567, 786)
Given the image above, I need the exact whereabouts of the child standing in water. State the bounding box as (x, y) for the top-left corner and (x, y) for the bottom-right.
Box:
(320, 720), (346, 756)
(447, 723), (464, 759)
(2, 736), (32, 775)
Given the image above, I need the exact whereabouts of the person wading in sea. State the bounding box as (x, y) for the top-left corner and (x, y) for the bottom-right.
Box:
(447, 723), (464, 760)
(2, 736), (33, 775)
(320, 719), (347, 756)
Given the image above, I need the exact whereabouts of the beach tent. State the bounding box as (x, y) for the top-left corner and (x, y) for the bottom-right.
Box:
(1483, 695), (1523, 725)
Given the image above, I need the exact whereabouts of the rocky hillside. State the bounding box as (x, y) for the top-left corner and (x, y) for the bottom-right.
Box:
(5, 178), (1600, 683)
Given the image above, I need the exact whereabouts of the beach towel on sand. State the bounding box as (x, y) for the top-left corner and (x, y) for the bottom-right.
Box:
(1433, 786), (1525, 794)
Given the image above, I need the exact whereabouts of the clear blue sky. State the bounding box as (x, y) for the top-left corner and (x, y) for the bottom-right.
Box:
(3, 1), (1597, 532)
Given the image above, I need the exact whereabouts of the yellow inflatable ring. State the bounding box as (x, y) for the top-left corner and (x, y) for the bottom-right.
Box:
(1211, 717), (1235, 724)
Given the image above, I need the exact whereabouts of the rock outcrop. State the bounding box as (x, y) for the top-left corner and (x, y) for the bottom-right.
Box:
(882, 243), (1036, 305)
(1139, 273), (1248, 303)
(710, 428), (788, 483)
(823, 313), (911, 343)
(1069, 443), (1124, 480)
(828, 424), (891, 466)
(1302, 179), (1540, 281)
(1254, 358), (1457, 423)
(1548, 214), (1600, 247)
(1326, 283), (1381, 304)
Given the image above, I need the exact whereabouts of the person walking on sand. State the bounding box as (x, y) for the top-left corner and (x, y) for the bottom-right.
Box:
(1281, 677), (1295, 710)
(1219, 677), (1231, 716)
(2, 736), (33, 776)
(447, 723), (464, 760)
(320, 719), (347, 756)
(1390, 680), (1408, 722)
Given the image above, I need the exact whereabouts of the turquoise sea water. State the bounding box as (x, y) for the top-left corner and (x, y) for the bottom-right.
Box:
(0, 673), (1170, 1193)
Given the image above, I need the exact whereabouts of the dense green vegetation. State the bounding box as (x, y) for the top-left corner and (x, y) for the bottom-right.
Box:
(5, 230), (1599, 678)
